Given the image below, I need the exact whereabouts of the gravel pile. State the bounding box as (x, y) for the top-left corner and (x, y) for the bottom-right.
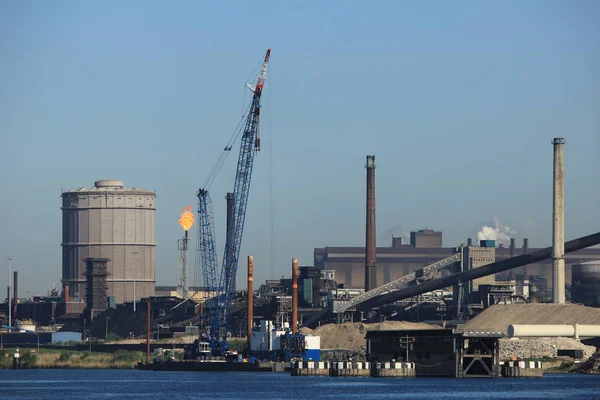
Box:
(499, 337), (596, 361)
(300, 321), (441, 353)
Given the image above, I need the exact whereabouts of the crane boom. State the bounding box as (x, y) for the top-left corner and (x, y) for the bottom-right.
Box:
(196, 189), (219, 337)
(194, 49), (271, 354)
(216, 48), (271, 344)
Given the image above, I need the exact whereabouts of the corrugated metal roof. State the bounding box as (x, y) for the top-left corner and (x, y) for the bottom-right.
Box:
(456, 304), (600, 335)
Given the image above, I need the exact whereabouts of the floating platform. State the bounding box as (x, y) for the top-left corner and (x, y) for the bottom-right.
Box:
(137, 361), (274, 372)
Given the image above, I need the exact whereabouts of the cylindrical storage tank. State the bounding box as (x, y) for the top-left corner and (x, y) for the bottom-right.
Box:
(61, 180), (156, 304)
(571, 261), (600, 306)
(508, 324), (575, 338)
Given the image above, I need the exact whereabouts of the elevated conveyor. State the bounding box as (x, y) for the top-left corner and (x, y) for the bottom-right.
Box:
(303, 232), (600, 328)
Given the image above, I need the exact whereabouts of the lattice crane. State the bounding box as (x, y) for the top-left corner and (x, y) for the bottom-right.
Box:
(196, 49), (271, 355)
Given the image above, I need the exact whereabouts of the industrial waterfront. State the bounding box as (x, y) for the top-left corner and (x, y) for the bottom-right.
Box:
(2, 1), (600, 389)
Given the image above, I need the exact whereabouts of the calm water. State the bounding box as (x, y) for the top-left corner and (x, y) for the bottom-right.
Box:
(1, 370), (600, 400)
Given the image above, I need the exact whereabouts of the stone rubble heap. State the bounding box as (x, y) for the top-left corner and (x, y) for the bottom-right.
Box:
(499, 337), (595, 361)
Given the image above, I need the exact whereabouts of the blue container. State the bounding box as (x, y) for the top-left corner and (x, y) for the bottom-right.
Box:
(304, 349), (321, 361)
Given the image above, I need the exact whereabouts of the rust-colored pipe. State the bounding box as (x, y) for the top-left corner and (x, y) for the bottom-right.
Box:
(64, 285), (70, 302)
(292, 258), (298, 334)
(247, 255), (254, 352)
(146, 300), (151, 363)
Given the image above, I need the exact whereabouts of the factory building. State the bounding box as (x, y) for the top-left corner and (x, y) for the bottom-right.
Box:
(314, 229), (600, 301)
(61, 180), (156, 305)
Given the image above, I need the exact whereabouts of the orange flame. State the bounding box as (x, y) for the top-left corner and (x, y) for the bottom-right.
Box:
(179, 205), (195, 231)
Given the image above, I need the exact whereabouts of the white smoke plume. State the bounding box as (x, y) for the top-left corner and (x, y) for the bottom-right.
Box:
(476, 216), (516, 247)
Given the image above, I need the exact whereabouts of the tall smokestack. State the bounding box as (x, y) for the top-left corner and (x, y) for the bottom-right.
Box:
(64, 285), (71, 302)
(467, 238), (472, 247)
(247, 256), (254, 351)
(365, 155), (377, 291)
(292, 258), (298, 334)
(510, 238), (515, 258)
(13, 271), (17, 319)
(552, 138), (566, 304)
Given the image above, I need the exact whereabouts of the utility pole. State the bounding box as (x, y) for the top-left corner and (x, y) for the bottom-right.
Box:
(7, 258), (12, 328)
(133, 251), (138, 312)
(105, 317), (110, 339)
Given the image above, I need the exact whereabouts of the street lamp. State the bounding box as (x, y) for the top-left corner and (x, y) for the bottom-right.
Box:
(7, 258), (12, 328)
(133, 251), (138, 312)
(105, 317), (110, 340)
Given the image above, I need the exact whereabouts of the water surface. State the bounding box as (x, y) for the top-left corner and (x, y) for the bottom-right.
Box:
(1, 370), (599, 399)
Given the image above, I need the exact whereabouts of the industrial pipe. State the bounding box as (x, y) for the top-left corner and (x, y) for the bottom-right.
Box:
(575, 325), (600, 338)
(552, 138), (566, 304)
(508, 324), (600, 339)
(292, 258), (298, 334)
(508, 324), (575, 337)
(247, 255), (254, 352)
(362, 231), (600, 310)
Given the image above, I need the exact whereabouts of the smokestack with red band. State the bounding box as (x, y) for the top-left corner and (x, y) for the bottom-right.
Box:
(292, 258), (298, 334)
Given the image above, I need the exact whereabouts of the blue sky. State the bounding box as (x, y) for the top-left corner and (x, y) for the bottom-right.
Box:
(1, 1), (598, 295)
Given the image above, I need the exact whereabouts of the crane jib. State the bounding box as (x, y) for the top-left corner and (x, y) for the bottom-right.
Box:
(195, 49), (270, 354)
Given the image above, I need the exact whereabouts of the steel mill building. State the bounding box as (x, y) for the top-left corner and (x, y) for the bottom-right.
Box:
(61, 180), (156, 305)
(314, 229), (600, 301)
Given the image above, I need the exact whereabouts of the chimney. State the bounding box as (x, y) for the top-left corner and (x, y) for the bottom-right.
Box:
(552, 138), (566, 304)
(247, 256), (254, 352)
(510, 238), (515, 258)
(365, 155), (377, 291)
(467, 238), (472, 247)
(64, 285), (71, 302)
(292, 258), (298, 334)
(13, 271), (17, 319)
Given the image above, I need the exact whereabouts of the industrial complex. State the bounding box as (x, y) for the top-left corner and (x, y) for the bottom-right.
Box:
(2, 49), (600, 378)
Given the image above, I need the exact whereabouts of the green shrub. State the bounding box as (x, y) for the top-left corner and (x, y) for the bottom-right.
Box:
(80, 351), (91, 360)
(59, 351), (71, 362)
(107, 332), (121, 342)
(560, 360), (574, 369)
(20, 351), (38, 368)
(112, 350), (143, 363)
